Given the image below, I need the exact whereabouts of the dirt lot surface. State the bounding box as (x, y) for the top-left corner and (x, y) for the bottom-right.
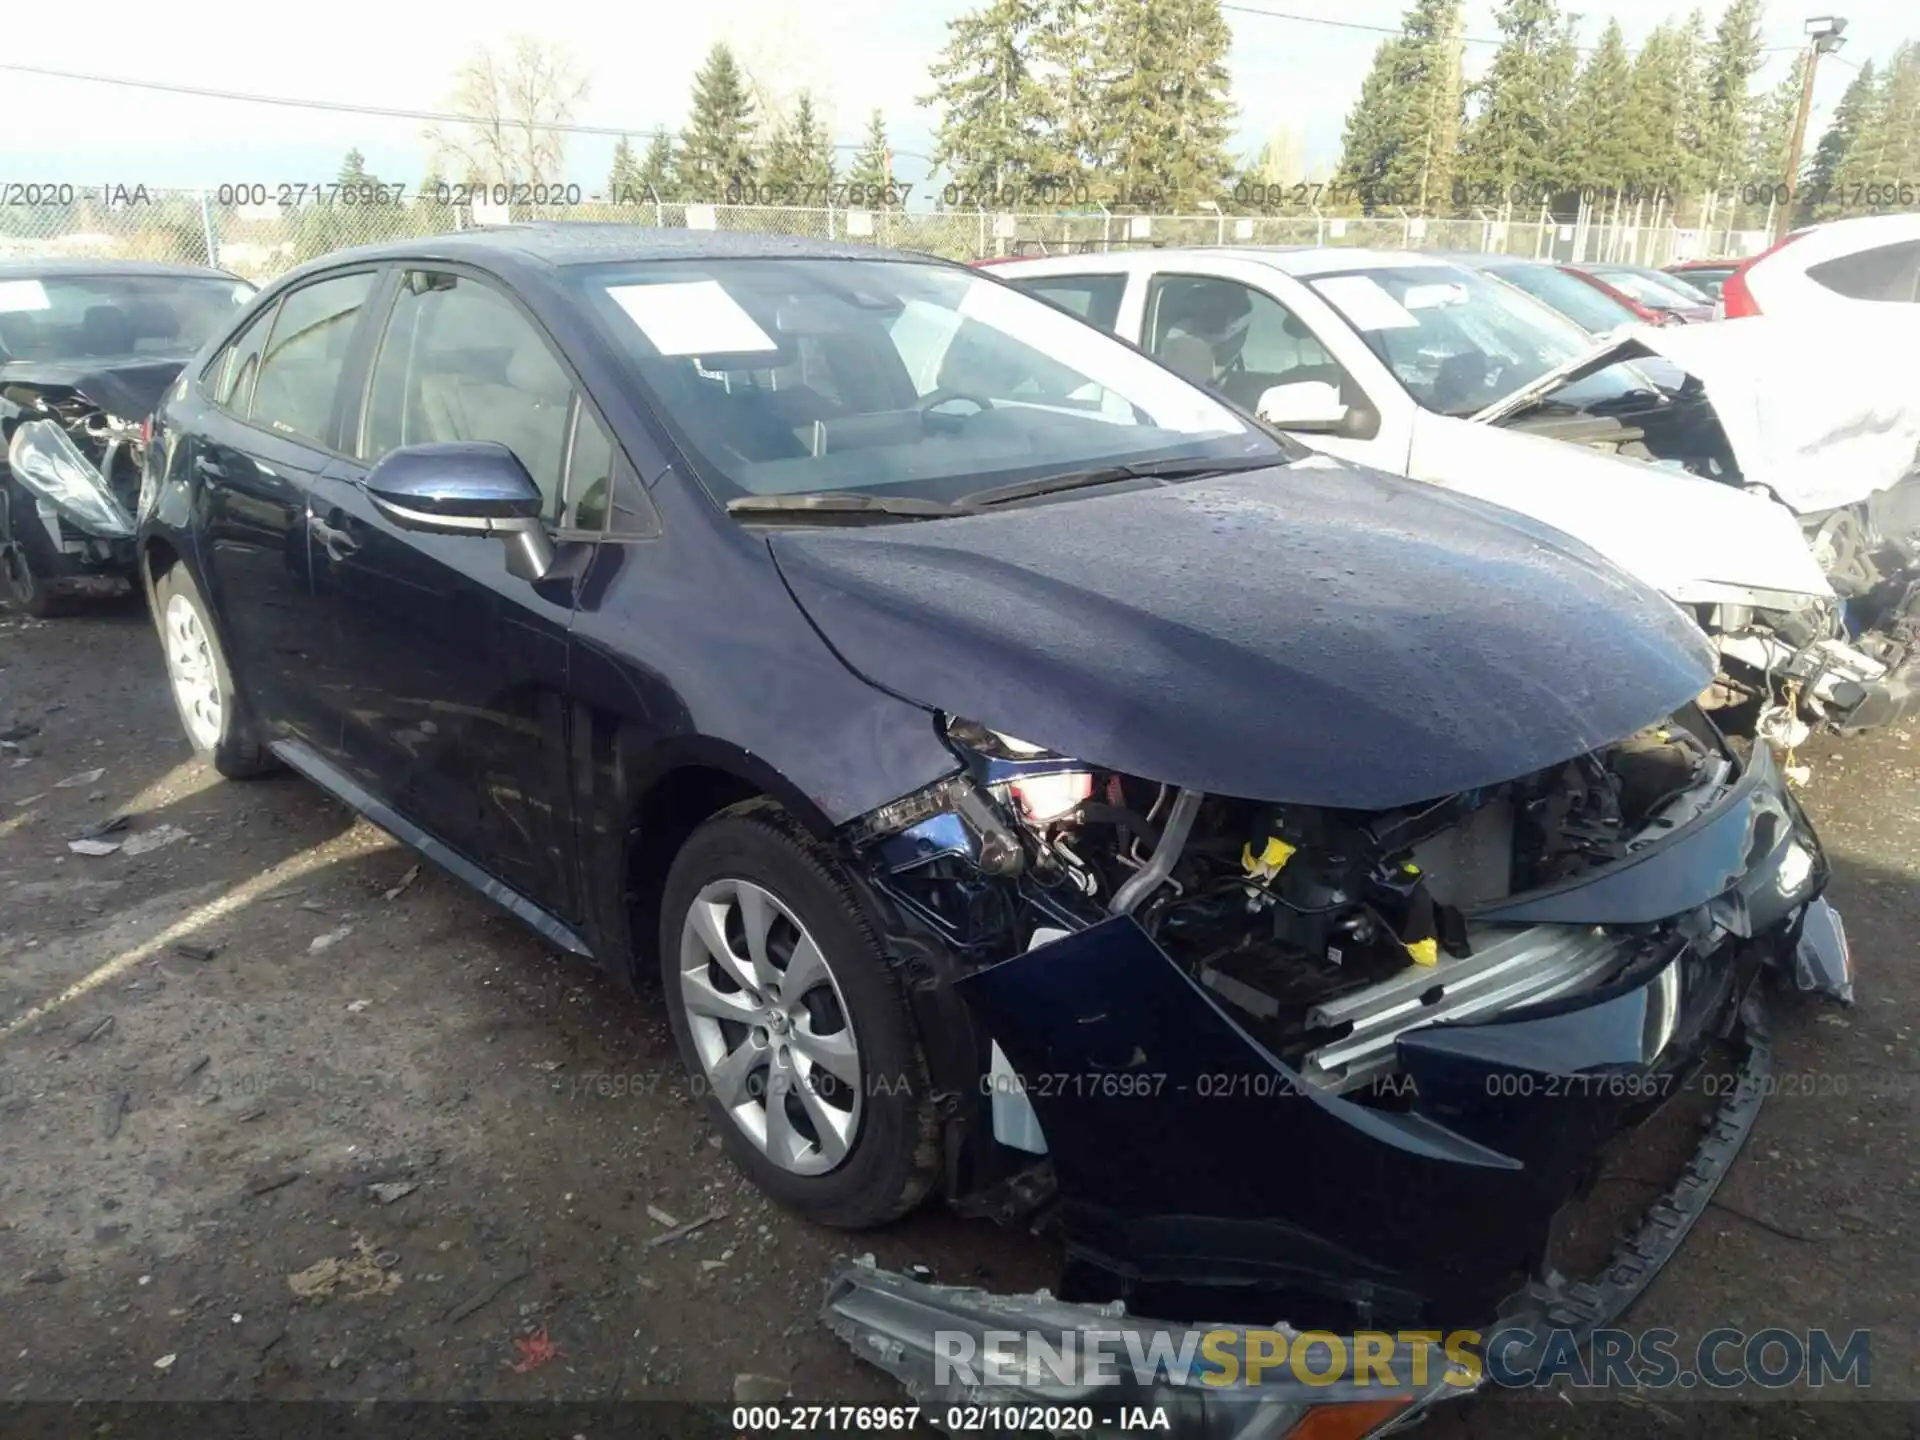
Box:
(1, 598), (1915, 1438)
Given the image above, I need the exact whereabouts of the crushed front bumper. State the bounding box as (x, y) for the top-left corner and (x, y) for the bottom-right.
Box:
(824, 995), (1776, 1436)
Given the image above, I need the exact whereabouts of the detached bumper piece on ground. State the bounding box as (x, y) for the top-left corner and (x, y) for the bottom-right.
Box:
(823, 702), (1848, 1434)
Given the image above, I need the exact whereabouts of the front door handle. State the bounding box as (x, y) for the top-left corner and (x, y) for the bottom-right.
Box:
(309, 512), (360, 562)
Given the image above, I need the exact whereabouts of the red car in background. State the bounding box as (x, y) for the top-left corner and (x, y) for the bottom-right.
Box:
(1564, 263), (1717, 324)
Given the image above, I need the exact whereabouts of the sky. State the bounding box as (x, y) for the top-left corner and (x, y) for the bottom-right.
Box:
(3, 0), (1909, 203)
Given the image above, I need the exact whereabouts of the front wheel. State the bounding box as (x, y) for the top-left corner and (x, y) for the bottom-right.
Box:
(659, 805), (938, 1228)
(151, 565), (277, 779)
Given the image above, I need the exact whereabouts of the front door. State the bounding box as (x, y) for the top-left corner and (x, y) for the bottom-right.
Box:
(310, 267), (604, 921)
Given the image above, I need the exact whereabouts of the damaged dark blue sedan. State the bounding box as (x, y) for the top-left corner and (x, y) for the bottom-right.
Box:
(136, 227), (1851, 1423)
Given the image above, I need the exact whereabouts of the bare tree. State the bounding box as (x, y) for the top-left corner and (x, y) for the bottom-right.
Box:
(425, 35), (591, 186)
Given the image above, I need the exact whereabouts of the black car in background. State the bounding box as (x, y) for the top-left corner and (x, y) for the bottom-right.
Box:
(137, 225), (1847, 1423)
(0, 259), (254, 615)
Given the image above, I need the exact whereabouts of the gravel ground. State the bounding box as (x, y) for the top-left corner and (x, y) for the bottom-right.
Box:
(0, 596), (1914, 1437)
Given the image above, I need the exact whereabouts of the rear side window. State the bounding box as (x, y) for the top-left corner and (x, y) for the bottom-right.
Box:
(1806, 240), (1920, 303)
(1005, 274), (1127, 332)
(250, 271), (377, 443)
(211, 302), (278, 415)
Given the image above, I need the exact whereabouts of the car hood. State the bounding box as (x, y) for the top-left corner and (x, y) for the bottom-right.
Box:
(1469, 322), (1920, 514)
(1408, 410), (1834, 604)
(0, 354), (190, 422)
(769, 460), (1717, 811)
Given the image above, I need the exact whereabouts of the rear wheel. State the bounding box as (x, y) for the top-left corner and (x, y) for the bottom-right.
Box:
(152, 565), (277, 779)
(659, 805), (938, 1228)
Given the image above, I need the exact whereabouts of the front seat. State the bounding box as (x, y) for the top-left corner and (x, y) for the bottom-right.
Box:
(81, 305), (135, 357)
(415, 340), (573, 511)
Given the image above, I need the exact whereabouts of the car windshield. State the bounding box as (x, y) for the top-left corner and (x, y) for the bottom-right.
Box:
(1488, 263), (1641, 335)
(0, 273), (256, 363)
(572, 258), (1285, 506)
(1672, 266), (1733, 299)
(1305, 263), (1633, 416)
(1589, 267), (1705, 308)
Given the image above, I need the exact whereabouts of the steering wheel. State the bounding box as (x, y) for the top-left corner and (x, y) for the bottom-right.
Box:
(915, 388), (995, 433)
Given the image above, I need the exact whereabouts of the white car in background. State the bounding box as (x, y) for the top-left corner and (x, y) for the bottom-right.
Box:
(1722, 212), (1920, 320)
(990, 246), (1920, 737)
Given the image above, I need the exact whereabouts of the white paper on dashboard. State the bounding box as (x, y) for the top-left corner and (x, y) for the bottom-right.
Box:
(607, 280), (777, 355)
(1312, 275), (1419, 331)
(0, 279), (51, 312)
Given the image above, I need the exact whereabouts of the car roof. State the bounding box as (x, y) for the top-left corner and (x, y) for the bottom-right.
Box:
(275, 223), (941, 285)
(994, 245), (1465, 280)
(0, 258), (241, 280)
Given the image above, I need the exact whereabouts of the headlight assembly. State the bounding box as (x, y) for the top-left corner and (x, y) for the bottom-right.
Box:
(6, 419), (135, 538)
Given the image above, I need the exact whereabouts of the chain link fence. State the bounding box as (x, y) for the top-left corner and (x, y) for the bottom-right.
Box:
(0, 187), (1798, 283)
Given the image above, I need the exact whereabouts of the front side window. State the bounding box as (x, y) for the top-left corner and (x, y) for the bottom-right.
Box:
(1307, 264), (1662, 417)
(0, 273), (255, 363)
(250, 271), (377, 443)
(362, 272), (575, 521)
(1807, 240), (1920, 303)
(1144, 275), (1352, 411)
(572, 258), (1281, 506)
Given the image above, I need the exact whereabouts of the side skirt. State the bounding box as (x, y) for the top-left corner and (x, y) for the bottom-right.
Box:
(270, 737), (594, 960)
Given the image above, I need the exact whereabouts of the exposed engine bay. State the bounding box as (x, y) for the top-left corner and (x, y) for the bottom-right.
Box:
(871, 710), (1740, 1108)
(1496, 368), (1920, 737)
(0, 365), (171, 607)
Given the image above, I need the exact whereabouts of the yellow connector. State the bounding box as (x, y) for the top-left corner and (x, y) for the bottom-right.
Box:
(1241, 836), (1297, 880)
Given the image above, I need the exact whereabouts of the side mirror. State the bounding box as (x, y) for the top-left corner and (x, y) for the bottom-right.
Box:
(364, 441), (554, 582)
(1256, 380), (1349, 434)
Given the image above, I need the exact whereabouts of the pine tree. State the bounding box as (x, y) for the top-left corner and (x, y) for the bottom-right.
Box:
(763, 91), (838, 202)
(922, 0), (1052, 204)
(1700, 0), (1765, 203)
(338, 149), (378, 188)
(1030, 0), (1102, 189)
(1082, 0), (1238, 210)
(1458, 0), (1568, 203)
(1566, 19), (1633, 195)
(678, 42), (759, 200)
(1332, 0), (1464, 211)
(607, 137), (641, 201)
(637, 130), (676, 202)
(1802, 60), (1878, 220)
(1335, 38), (1413, 205)
(1860, 44), (1920, 192)
(1672, 10), (1713, 206)
(1620, 22), (1696, 202)
(846, 110), (892, 195)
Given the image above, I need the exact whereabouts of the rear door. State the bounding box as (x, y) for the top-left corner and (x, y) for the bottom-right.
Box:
(190, 268), (380, 754)
(309, 266), (606, 921)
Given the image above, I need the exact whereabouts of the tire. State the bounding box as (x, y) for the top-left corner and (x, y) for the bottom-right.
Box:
(151, 564), (277, 779)
(659, 803), (939, 1228)
(1, 536), (65, 619)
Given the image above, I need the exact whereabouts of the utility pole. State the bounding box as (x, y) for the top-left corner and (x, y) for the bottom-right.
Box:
(1778, 15), (1848, 241)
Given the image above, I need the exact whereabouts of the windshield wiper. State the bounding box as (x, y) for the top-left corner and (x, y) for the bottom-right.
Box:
(725, 491), (974, 523)
(961, 454), (1278, 509)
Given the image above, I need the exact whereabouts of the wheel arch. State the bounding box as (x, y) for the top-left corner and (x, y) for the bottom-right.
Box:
(596, 727), (842, 985)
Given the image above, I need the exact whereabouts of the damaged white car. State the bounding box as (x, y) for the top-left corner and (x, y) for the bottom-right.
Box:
(993, 248), (1920, 738)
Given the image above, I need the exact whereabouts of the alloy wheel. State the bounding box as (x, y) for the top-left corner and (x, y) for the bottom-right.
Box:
(164, 592), (224, 751)
(678, 877), (863, 1175)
